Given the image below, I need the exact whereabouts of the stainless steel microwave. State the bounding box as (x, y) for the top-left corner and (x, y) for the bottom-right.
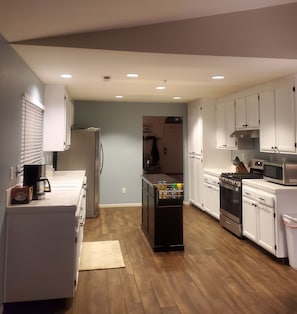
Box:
(263, 161), (297, 185)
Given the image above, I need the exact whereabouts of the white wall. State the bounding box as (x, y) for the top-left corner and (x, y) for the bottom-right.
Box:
(73, 100), (188, 206)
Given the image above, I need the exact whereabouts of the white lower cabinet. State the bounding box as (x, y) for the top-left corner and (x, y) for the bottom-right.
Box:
(4, 173), (86, 303)
(203, 174), (220, 220)
(188, 154), (203, 208)
(243, 186), (276, 255)
(242, 185), (276, 256)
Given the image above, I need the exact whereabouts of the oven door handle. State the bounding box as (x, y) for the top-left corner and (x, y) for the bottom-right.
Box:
(219, 181), (240, 192)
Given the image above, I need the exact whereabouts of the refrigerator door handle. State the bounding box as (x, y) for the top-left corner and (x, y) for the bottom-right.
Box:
(100, 143), (104, 175)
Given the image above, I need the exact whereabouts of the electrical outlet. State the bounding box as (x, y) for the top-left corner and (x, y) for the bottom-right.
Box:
(122, 187), (126, 194)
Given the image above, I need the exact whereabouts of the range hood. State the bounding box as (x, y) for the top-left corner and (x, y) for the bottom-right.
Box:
(230, 129), (259, 138)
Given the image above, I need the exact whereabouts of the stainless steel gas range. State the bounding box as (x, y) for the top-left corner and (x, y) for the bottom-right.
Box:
(219, 159), (264, 237)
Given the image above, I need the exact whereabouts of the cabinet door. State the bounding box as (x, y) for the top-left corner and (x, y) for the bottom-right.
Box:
(216, 101), (237, 149)
(225, 100), (237, 149)
(216, 103), (226, 148)
(44, 85), (73, 151)
(195, 106), (203, 156)
(188, 156), (203, 208)
(148, 188), (155, 243)
(188, 103), (202, 155)
(188, 155), (197, 204)
(258, 203), (276, 254)
(235, 97), (246, 129)
(203, 183), (212, 215)
(275, 84), (296, 154)
(142, 185), (149, 231)
(65, 96), (74, 148)
(259, 89), (276, 152)
(196, 157), (204, 209)
(203, 183), (219, 219)
(188, 103), (196, 154)
(246, 94), (259, 129)
(211, 185), (220, 220)
(242, 197), (257, 242)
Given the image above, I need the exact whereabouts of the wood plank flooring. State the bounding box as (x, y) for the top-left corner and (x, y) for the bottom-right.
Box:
(4, 204), (297, 313)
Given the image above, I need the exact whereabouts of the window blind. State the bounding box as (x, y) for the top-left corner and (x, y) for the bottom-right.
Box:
(20, 94), (44, 179)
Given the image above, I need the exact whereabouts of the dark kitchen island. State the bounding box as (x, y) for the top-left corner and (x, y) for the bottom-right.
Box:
(141, 174), (184, 252)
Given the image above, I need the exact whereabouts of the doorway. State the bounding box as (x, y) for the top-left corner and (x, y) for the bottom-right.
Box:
(143, 116), (183, 181)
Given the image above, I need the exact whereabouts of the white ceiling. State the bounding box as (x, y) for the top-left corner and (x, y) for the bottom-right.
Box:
(1, 0), (297, 103)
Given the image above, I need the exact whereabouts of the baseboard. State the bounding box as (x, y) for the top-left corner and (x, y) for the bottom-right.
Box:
(99, 203), (141, 208)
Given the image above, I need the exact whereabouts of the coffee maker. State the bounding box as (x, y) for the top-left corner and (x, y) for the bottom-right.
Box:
(23, 164), (51, 200)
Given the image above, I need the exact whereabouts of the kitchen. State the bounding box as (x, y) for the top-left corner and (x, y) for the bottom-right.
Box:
(2, 1), (297, 313)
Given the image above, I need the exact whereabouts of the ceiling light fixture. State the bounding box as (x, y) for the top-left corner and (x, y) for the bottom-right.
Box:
(126, 73), (139, 78)
(173, 96), (181, 100)
(115, 95), (123, 99)
(156, 86), (166, 90)
(60, 74), (72, 78)
(156, 79), (167, 90)
(212, 75), (224, 80)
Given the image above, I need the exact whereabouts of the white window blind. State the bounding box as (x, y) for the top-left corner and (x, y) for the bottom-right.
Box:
(20, 94), (44, 177)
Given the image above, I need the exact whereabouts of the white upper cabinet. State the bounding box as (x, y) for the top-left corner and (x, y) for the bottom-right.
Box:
(235, 94), (259, 130)
(216, 100), (237, 149)
(259, 89), (276, 152)
(44, 85), (74, 151)
(275, 83), (296, 153)
(188, 102), (203, 155)
(259, 76), (296, 154)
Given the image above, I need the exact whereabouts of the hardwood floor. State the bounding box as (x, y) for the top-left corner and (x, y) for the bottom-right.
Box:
(4, 205), (297, 313)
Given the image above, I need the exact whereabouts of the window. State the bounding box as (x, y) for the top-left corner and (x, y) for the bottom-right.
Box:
(20, 94), (44, 180)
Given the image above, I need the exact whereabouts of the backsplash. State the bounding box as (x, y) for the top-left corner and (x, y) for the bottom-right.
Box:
(231, 138), (297, 167)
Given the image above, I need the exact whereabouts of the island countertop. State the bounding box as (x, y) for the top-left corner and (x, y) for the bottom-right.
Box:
(142, 174), (182, 186)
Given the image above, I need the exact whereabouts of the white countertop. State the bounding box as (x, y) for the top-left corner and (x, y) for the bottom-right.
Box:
(204, 168), (232, 177)
(242, 178), (297, 194)
(6, 170), (86, 212)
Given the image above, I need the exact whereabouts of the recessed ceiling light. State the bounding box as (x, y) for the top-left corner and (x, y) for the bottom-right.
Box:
(156, 86), (166, 90)
(126, 73), (139, 78)
(173, 96), (181, 100)
(115, 95), (124, 99)
(212, 75), (224, 80)
(60, 74), (72, 78)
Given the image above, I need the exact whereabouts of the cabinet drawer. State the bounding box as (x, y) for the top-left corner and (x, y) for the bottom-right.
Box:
(204, 174), (219, 186)
(256, 192), (274, 207)
(242, 187), (256, 199)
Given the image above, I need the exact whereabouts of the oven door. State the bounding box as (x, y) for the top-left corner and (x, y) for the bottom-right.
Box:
(219, 181), (241, 223)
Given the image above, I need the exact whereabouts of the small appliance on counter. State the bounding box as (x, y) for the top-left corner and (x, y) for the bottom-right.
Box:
(263, 161), (297, 185)
(10, 186), (33, 204)
(23, 164), (51, 200)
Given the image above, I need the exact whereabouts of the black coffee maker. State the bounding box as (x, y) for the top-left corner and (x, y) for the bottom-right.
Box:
(23, 164), (51, 200)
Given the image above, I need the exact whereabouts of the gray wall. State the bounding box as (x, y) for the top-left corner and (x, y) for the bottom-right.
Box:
(74, 101), (188, 205)
(0, 35), (44, 305)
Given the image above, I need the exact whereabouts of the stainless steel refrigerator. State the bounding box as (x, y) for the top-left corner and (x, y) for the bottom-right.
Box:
(56, 128), (102, 218)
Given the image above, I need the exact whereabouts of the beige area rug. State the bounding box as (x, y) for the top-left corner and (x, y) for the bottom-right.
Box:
(79, 240), (125, 271)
